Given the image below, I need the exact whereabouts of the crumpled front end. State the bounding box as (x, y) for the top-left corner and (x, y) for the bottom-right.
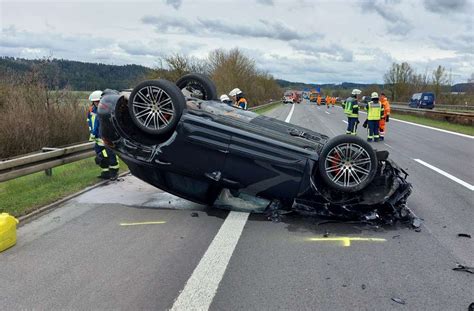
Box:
(291, 158), (415, 225)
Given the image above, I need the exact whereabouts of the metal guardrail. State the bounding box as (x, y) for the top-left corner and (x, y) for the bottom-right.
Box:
(248, 100), (282, 111)
(0, 142), (95, 183)
(391, 102), (474, 111)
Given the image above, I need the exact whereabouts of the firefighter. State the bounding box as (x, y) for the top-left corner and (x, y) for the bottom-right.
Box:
(343, 89), (361, 135)
(220, 94), (232, 106)
(379, 92), (391, 140)
(87, 90), (120, 179)
(365, 92), (384, 142)
(229, 88), (248, 110)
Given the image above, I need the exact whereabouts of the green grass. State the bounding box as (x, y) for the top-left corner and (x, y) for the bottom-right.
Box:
(0, 158), (128, 218)
(391, 113), (474, 136)
(253, 101), (283, 114)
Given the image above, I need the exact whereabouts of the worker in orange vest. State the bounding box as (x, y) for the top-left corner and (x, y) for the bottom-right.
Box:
(317, 94), (321, 106)
(379, 92), (391, 140)
(326, 95), (330, 108)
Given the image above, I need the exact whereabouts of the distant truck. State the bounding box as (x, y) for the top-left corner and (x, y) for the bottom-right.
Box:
(283, 91), (302, 104)
(409, 92), (435, 109)
(309, 92), (318, 102)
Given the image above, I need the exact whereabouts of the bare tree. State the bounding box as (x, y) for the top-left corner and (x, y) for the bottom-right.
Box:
(432, 65), (449, 100)
(384, 62), (413, 101)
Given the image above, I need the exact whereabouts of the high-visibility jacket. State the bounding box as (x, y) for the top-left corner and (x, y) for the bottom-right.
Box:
(380, 96), (391, 118)
(237, 97), (248, 110)
(367, 101), (384, 121)
(344, 98), (359, 118)
(87, 105), (104, 146)
(317, 95), (321, 105)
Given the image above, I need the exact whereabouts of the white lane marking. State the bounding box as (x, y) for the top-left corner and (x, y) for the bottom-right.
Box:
(171, 212), (249, 311)
(392, 118), (473, 139)
(285, 103), (295, 123)
(342, 120), (348, 124)
(325, 111), (330, 115)
(414, 159), (474, 191)
(384, 143), (393, 148)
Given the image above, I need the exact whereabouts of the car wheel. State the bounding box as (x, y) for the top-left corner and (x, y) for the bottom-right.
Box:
(176, 73), (218, 100)
(128, 79), (185, 136)
(318, 135), (377, 193)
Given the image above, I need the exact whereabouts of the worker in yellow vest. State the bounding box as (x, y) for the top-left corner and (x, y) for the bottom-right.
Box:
(365, 92), (384, 142)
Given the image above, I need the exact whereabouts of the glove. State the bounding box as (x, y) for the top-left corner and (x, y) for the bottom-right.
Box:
(386, 115), (390, 122)
(362, 120), (368, 128)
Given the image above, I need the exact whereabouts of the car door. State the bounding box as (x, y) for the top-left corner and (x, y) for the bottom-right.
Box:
(158, 113), (231, 179)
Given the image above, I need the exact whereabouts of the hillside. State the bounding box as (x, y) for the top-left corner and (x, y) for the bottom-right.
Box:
(0, 57), (153, 91)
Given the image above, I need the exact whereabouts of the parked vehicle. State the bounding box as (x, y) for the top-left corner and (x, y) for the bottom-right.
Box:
(97, 74), (412, 221)
(409, 92), (435, 109)
(309, 92), (318, 102)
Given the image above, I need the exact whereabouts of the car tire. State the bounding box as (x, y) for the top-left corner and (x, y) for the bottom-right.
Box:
(128, 79), (185, 136)
(318, 135), (377, 193)
(176, 73), (218, 100)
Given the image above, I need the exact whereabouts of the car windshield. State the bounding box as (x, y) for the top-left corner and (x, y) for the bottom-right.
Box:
(411, 93), (422, 100)
(423, 95), (434, 101)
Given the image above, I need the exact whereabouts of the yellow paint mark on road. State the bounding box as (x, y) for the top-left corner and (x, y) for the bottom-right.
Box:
(120, 221), (166, 226)
(308, 237), (386, 247)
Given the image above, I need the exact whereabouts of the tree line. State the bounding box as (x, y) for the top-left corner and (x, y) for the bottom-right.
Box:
(148, 48), (282, 107)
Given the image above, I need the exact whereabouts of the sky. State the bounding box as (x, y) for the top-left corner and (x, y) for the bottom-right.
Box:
(1, 0), (473, 84)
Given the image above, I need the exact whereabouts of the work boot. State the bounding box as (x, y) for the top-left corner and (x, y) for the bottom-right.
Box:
(367, 138), (373, 142)
(379, 136), (384, 141)
(109, 168), (119, 180)
(98, 170), (111, 179)
(374, 138), (380, 142)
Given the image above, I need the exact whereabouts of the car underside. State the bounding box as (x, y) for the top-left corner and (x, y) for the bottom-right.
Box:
(98, 74), (414, 225)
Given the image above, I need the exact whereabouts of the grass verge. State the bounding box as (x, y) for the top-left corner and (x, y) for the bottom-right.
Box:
(391, 113), (474, 136)
(253, 101), (283, 115)
(0, 157), (128, 218)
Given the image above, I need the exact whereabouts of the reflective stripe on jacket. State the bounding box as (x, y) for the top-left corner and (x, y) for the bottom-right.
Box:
(87, 105), (104, 146)
(367, 101), (383, 120)
(344, 98), (359, 118)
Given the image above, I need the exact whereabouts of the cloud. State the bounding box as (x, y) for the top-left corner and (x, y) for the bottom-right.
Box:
(360, 0), (413, 35)
(257, 0), (274, 5)
(141, 15), (322, 41)
(423, 0), (470, 13)
(429, 34), (474, 55)
(165, 0), (182, 10)
(290, 41), (354, 62)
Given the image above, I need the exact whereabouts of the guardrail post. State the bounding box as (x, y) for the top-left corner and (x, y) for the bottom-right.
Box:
(42, 147), (60, 177)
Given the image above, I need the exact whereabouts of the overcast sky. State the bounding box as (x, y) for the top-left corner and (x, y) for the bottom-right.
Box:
(1, 0), (473, 84)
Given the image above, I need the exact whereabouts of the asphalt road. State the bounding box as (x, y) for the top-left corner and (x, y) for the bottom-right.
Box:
(1, 101), (473, 310)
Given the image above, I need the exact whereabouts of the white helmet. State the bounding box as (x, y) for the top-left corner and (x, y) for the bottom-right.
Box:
(229, 88), (242, 97)
(351, 89), (362, 95)
(220, 94), (230, 102)
(371, 92), (379, 99)
(89, 90), (102, 102)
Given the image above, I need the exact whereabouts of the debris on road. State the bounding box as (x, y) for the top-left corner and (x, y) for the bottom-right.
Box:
(191, 212), (199, 217)
(361, 284), (366, 290)
(452, 264), (474, 274)
(457, 233), (471, 238)
(391, 297), (406, 305)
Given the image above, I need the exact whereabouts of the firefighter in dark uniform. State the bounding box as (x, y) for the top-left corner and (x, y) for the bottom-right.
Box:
(87, 90), (120, 179)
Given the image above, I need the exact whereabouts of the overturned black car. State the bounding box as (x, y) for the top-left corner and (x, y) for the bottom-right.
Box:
(98, 74), (413, 223)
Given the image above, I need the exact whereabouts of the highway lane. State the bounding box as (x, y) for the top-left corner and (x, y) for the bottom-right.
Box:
(1, 102), (473, 310)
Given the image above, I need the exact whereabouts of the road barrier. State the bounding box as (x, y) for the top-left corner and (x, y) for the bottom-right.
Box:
(390, 106), (474, 126)
(0, 142), (95, 183)
(391, 102), (474, 111)
(248, 100), (282, 111)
